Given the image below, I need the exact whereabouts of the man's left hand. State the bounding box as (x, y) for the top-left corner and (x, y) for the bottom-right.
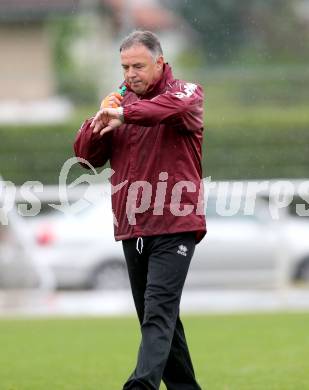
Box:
(90, 107), (124, 136)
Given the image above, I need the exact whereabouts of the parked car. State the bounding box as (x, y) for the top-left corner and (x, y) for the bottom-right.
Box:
(189, 193), (309, 288)
(24, 182), (309, 290)
(26, 196), (127, 290)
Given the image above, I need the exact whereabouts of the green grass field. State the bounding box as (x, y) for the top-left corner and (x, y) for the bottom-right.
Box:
(0, 312), (308, 390)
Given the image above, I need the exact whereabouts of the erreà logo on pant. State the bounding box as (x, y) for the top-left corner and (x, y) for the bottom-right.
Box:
(177, 245), (188, 256)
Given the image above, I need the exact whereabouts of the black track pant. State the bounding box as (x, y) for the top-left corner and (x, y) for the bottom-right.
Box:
(122, 232), (202, 390)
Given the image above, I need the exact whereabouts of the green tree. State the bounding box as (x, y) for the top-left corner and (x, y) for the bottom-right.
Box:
(166, 0), (309, 64)
(48, 16), (98, 104)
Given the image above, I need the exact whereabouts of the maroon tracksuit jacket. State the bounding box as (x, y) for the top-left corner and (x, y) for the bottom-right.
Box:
(74, 64), (206, 243)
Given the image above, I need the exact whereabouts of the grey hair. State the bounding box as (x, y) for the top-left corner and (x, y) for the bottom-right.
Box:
(120, 30), (163, 60)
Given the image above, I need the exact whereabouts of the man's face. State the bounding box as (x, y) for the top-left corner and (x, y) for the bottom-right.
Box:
(120, 44), (164, 95)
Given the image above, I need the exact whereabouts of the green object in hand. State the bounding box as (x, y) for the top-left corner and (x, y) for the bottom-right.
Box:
(118, 86), (127, 97)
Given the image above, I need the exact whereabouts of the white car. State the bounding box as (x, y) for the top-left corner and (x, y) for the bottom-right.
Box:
(25, 183), (309, 290)
(27, 197), (127, 290)
(189, 193), (309, 288)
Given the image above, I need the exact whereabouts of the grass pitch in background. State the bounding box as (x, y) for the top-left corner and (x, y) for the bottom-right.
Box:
(0, 312), (308, 390)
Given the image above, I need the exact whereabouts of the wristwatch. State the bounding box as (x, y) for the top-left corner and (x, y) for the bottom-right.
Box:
(116, 107), (124, 123)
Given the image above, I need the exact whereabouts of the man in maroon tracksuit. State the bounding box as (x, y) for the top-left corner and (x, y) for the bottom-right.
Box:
(74, 30), (206, 390)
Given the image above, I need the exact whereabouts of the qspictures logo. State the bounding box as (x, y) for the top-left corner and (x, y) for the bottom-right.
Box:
(1, 157), (309, 226)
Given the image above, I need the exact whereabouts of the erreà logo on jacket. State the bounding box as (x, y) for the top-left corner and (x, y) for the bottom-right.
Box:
(177, 245), (188, 257)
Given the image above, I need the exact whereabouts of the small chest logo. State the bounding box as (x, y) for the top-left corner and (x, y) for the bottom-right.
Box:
(177, 244), (188, 257)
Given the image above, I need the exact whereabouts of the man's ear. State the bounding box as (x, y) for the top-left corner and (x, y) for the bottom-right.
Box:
(156, 55), (164, 70)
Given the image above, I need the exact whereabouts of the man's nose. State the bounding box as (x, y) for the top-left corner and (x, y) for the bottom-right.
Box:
(127, 67), (137, 78)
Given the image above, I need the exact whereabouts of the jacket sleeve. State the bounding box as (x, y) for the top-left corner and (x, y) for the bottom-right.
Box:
(123, 82), (204, 131)
(74, 118), (112, 169)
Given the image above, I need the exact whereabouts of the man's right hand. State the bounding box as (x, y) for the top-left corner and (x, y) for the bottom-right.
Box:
(100, 92), (123, 109)
(91, 107), (124, 136)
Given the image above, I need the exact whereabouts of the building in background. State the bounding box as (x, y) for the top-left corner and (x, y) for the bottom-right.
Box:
(0, 0), (78, 122)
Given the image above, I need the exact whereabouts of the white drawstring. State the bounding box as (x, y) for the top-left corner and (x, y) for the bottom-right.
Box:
(136, 237), (144, 254)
